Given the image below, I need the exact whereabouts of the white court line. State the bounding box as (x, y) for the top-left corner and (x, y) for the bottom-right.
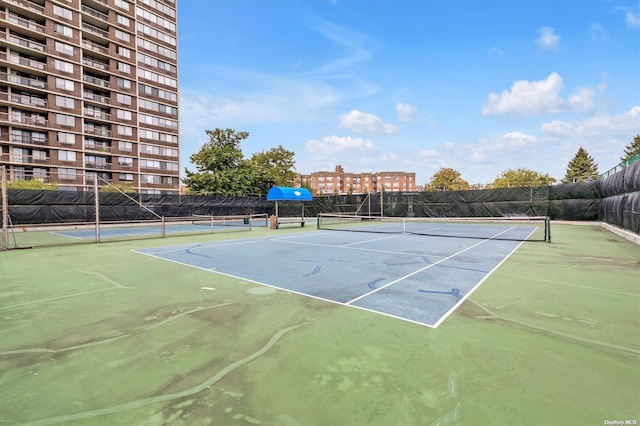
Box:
(49, 231), (85, 240)
(431, 227), (537, 327)
(345, 226), (518, 306)
(271, 237), (448, 259)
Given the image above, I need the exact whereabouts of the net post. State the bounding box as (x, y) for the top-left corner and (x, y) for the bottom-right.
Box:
(161, 216), (166, 238)
(94, 178), (100, 243)
(546, 216), (552, 243)
(1, 165), (7, 251)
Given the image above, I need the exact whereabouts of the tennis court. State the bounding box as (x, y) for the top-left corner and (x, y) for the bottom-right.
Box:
(135, 218), (540, 327)
(0, 222), (638, 425)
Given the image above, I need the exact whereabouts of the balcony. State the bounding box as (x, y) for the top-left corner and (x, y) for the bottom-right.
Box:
(4, 153), (50, 165)
(85, 143), (111, 153)
(6, 12), (46, 33)
(85, 161), (111, 170)
(0, 31), (46, 53)
(82, 56), (109, 71)
(82, 39), (109, 55)
(81, 5), (108, 21)
(10, 93), (48, 107)
(83, 91), (110, 104)
(84, 126), (112, 137)
(82, 22), (108, 38)
(10, 134), (48, 145)
(83, 74), (110, 88)
(4, 113), (48, 127)
(84, 108), (111, 121)
(0, 52), (47, 72)
(8, 0), (45, 14)
(0, 72), (47, 89)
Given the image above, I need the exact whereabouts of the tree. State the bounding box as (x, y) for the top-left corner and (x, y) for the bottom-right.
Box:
(491, 168), (556, 188)
(423, 167), (470, 191)
(621, 134), (640, 162)
(183, 129), (253, 195)
(248, 145), (297, 194)
(99, 182), (136, 193)
(562, 146), (599, 183)
(7, 179), (58, 190)
(183, 128), (297, 195)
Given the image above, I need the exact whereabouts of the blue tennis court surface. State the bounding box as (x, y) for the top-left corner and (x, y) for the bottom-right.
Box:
(134, 229), (531, 327)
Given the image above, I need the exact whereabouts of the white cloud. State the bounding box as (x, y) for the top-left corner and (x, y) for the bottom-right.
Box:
(541, 106), (640, 137)
(537, 26), (560, 50)
(419, 149), (438, 158)
(395, 103), (418, 122)
(589, 22), (608, 40)
(626, 11), (640, 28)
(339, 110), (399, 134)
(482, 72), (565, 116)
(567, 87), (596, 112)
(482, 73), (604, 116)
(306, 135), (376, 153)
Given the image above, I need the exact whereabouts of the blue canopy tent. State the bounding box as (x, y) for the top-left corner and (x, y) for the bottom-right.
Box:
(266, 187), (313, 228)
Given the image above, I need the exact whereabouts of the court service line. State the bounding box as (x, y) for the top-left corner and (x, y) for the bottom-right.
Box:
(345, 226), (518, 306)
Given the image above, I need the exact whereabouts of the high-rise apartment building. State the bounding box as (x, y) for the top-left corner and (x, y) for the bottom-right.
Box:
(299, 165), (419, 195)
(0, 0), (180, 194)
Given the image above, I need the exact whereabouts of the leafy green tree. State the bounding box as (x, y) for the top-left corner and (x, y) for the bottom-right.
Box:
(562, 146), (599, 183)
(491, 168), (556, 188)
(7, 179), (58, 190)
(183, 129), (253, 195)
(621, 134), (640, 162)
(183, 129), (297, 195)
(248, 145), (297, 193)
(99, 182), (136, 193)
(424, 167), (470, 191)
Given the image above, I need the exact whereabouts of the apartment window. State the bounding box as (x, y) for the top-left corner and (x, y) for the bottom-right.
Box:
(55, 95), (75, 109)
(53, 5), (73, 19)
(33, 168), (47, 180)
(120, 173), (133, 181)
(58, 150), (77, 162)
(116, 93), (132, 105)
(115, 29), (131, 43)
(54, 59), (74, 73)
(118, 141), (133, 151)
(118, 157), (133, 166)
(139, 69), (177, 88)
(117, 62), (131, 73)
(116, 45), (131, 58)
(116, 14), (130, 26)
(58, 168), (77, 179)
(116, 109), (132, 120)
(136, 37), (177, 61)
(117, 125), (133, 136)
(57, 132), (75, 144)
(56, 114), (76, 127)
(56, 77), (75, 91)
(115, 0), (130, 11)
(138, 83), (177, 102)
(54, 23), (73, 38)
(116, 77), (132, 89)
(55, 41), (74, 56)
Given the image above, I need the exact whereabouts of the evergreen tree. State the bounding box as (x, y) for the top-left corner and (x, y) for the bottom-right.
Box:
(621, 134), (640, 163)
(562, 146), (599, 183)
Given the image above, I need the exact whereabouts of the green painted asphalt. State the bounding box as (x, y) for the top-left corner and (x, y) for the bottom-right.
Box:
(0, 223), (638, 425)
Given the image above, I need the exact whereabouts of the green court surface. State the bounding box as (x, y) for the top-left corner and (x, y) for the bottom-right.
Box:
(0, 223), (638, 425)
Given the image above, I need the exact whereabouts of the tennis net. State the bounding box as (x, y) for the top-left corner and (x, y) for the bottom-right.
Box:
(317, 214), (551, 242)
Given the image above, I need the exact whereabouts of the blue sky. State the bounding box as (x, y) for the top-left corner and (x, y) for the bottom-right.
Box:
(176, 0), (640, 186)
